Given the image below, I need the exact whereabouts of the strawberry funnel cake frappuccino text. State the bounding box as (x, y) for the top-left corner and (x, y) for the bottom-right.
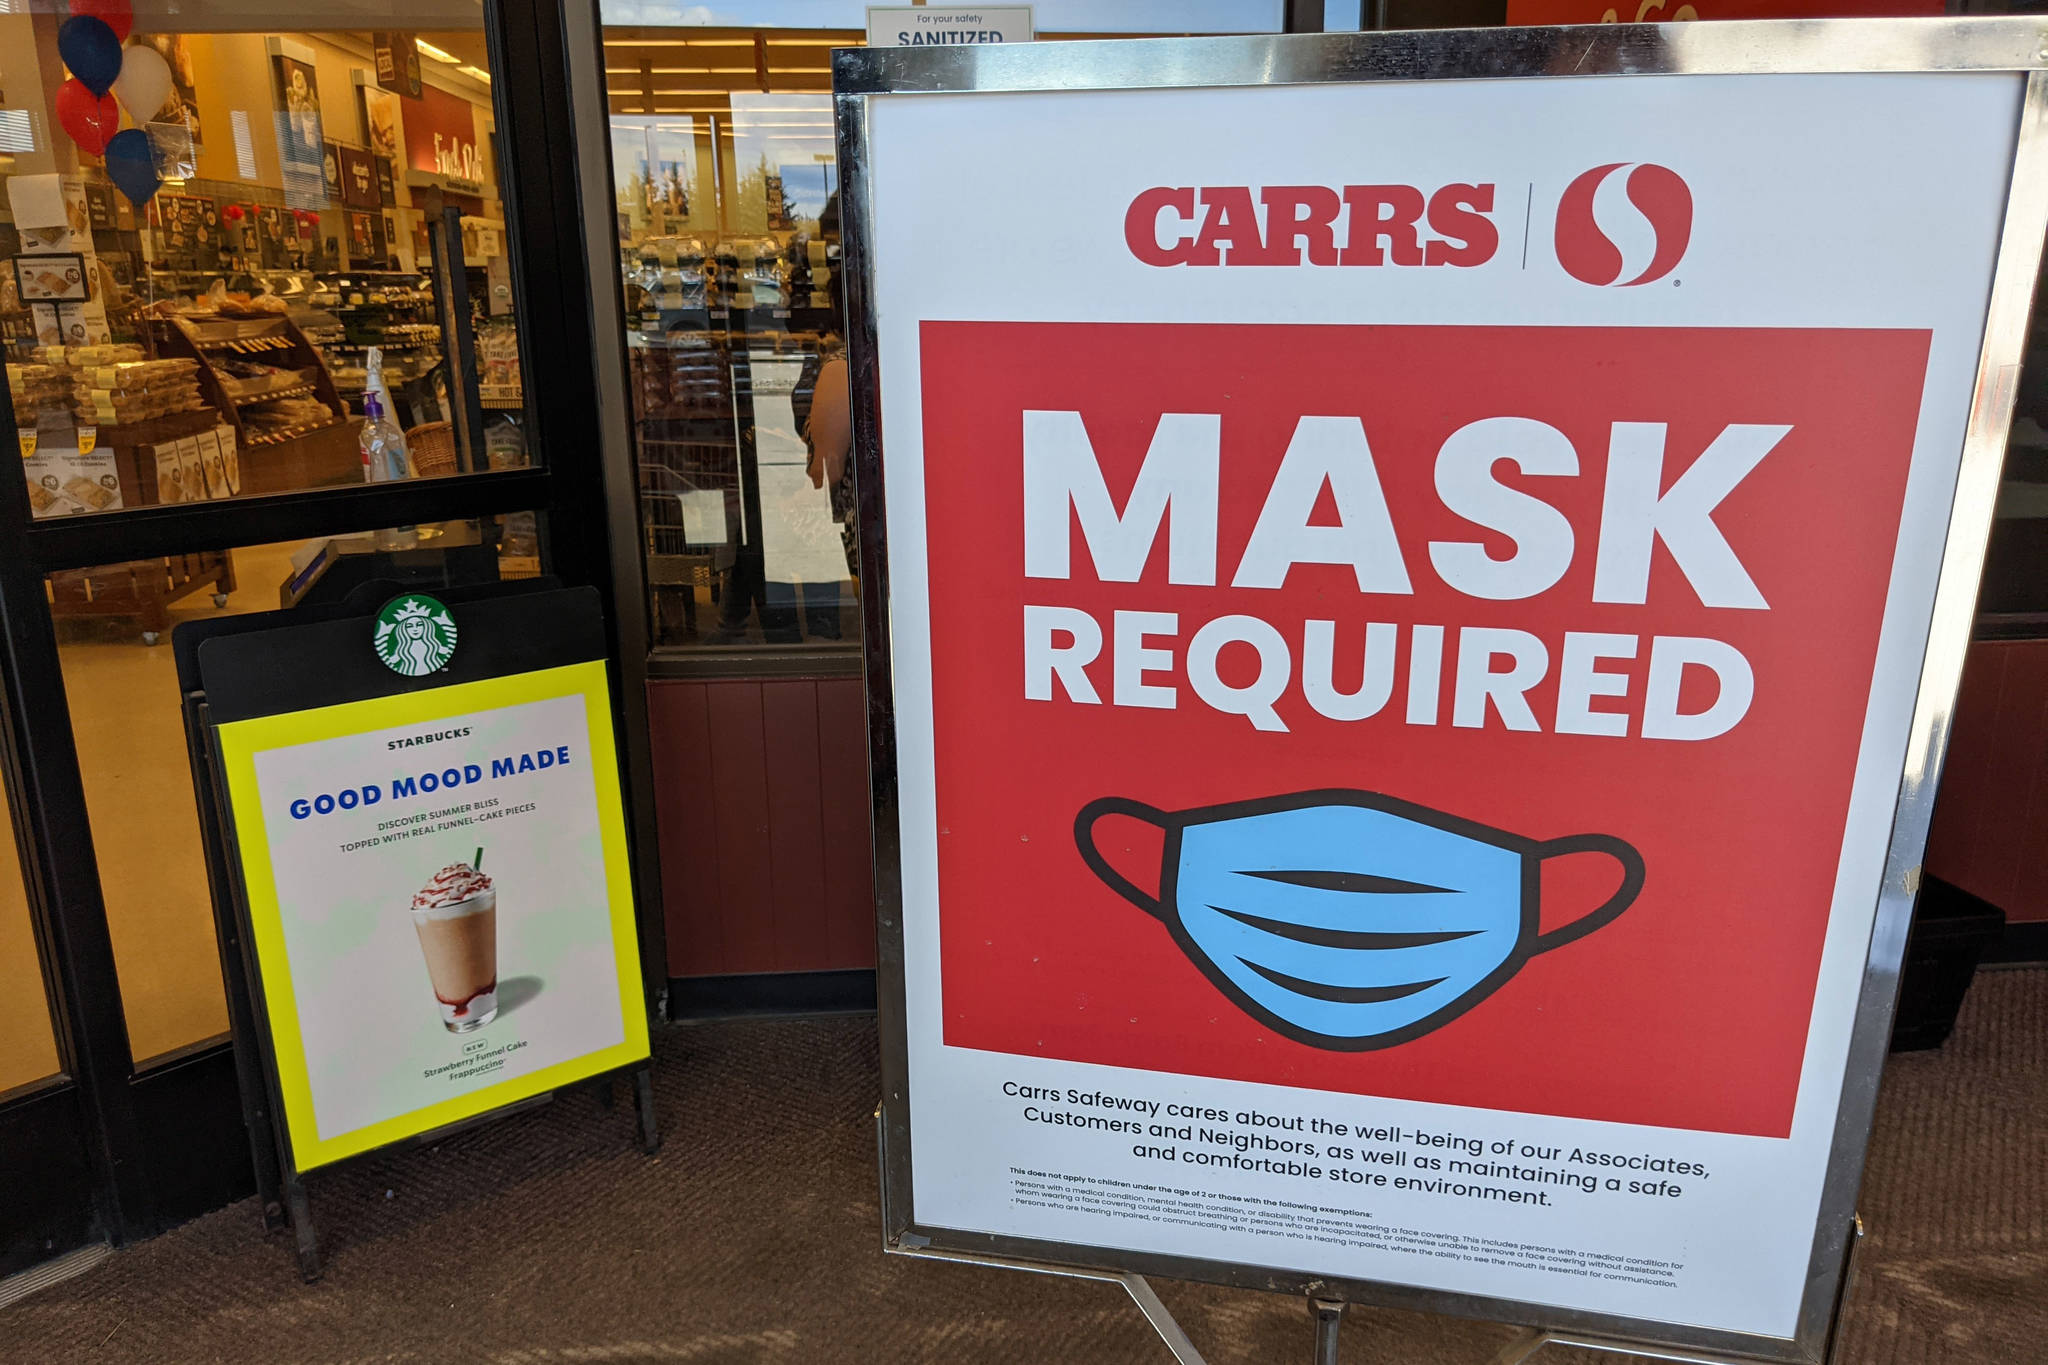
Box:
(411, 854), (497, 1033)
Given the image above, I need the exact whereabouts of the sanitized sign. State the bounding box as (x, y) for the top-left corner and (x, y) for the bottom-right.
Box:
(214, 660), (648, 1171)
(863, 71), (2026, 1343)
(865, 6), (1033, 47)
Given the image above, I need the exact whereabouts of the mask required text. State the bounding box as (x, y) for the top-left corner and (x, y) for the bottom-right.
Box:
(1020, 410), (1777, 739)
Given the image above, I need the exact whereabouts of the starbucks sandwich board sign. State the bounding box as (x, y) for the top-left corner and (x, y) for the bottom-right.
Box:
(188, 586), (654, 1279)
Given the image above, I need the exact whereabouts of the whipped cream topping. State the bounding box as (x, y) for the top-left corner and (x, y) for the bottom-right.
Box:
(413, 862), (493, 912)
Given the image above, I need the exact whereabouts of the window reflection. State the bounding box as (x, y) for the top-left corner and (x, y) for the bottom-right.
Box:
(616, 83), (854, 652)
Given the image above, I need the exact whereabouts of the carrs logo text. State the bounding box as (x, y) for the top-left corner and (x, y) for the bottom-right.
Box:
(1124, 164), (1692, 284)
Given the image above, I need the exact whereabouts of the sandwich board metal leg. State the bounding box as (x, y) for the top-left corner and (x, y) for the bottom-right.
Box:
(632, 1065), (661, 1155)
(1311, 1296), (1346, 1365)
(283, 1173), (321, 1283)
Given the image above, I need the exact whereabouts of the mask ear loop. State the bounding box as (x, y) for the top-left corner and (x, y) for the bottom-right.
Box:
(1074, 796), (1171, 922)
(1530, 832), (1645, 954)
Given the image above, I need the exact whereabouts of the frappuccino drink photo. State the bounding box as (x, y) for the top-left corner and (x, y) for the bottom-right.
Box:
(411, 852), (497, 1033)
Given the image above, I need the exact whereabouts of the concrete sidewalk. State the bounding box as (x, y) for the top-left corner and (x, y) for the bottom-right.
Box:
(1, 971), (2042, 1364)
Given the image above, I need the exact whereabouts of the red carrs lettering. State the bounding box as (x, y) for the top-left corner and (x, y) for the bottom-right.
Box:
(1260, 186), (1342, 266)
(1126, 182), (1498, 268)
(1426, 183), (1498, 267)
(1340, 185), (1425, 266)
(1124, 186), (1198, 266)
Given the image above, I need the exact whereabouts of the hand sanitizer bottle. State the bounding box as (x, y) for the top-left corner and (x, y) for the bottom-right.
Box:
(360, 390), (417, 548)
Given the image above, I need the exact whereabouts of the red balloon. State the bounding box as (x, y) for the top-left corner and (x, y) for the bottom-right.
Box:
(55, 77), (120, 157)
(68, 0), (132, 43)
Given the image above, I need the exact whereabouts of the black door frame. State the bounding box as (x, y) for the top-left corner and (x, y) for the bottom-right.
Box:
(0, 0), (661, 1274)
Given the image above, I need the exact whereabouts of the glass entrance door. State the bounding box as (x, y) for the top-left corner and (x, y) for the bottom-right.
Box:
(0, 0), (655, 1271)
(0, 773), (59, 1096)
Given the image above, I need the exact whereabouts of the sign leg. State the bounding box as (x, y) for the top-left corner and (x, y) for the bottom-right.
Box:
(1823, 1215), (1865, 1365)
(283, 1173), (321, 1283)
(1117, 1274), (1209, 1365)
(632, 1065), (661, 1155)
(1310, 1296), (1346, 1365)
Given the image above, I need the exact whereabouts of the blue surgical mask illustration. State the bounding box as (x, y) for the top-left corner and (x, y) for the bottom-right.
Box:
(1074, 790), (1644, 1050)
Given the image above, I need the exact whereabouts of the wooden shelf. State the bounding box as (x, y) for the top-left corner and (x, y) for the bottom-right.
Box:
(151, 314), (347, 456)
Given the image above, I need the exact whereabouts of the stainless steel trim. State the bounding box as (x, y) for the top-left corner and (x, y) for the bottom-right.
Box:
(832, 18), (2048, 93)
(840, 85), (922, 1290)
(1787, 55), (2048, 1356)
(645, 644), (864, 681)
(840, 18), (2048, 1365)
(1492, 1331), (1782, 1365)
(560, 0), (668, 991)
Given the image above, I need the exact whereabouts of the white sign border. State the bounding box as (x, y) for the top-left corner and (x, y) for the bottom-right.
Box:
(836, 20), (2048, 1365)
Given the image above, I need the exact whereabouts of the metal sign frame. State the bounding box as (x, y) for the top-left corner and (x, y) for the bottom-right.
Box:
(837, 18), (2048, 1364)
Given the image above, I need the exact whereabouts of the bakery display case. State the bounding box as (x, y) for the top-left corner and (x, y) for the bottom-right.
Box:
(150, 310), (356, 493)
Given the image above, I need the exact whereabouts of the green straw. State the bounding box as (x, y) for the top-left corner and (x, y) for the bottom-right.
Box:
(473, 847), (484, 871)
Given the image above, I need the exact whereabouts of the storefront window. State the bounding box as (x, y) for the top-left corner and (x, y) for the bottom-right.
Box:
(1984, 259), (2048, 625)
(3, 18), (533, 519)
(607, 34), (850, 652)
(607, 8), (1283, 658)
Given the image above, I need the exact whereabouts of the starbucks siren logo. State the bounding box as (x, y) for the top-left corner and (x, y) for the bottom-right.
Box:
(375, 594), (458, 677)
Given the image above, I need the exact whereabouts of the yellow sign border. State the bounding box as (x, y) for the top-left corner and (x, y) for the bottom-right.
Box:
(215, 660), (650, 1172)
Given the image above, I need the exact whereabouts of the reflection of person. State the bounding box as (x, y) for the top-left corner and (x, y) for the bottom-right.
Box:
(782, 343), (851, 641)
(804, 358), (849, 494)
(711, 192), (851, 646)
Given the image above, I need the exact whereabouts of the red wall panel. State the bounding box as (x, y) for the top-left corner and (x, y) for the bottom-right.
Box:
(646, 677), (878, 975)
(1925, 639), (2048, 923)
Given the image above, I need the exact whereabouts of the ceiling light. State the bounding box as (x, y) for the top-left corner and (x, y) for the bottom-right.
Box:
(416, 40), (463, 64)
(458, 65), (492, 82)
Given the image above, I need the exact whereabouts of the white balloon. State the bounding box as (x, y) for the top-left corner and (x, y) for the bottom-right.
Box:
(112, 43), (172, 122)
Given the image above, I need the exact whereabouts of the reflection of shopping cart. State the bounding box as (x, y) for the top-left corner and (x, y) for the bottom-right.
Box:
(640, 462), (735, 641)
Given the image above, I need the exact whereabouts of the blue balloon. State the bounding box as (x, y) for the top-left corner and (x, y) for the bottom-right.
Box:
(57, 16), (122, 96)
(103, 128), (158, 206)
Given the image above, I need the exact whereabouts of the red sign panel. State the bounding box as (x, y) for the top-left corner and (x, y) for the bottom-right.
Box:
(920, 319), (1931, 1139)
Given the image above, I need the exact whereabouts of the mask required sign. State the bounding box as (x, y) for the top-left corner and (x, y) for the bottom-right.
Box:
(844, 25), (2047, 1365)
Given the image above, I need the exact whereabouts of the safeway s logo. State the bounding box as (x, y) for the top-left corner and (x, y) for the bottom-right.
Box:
(1554, 162), (1693, 287)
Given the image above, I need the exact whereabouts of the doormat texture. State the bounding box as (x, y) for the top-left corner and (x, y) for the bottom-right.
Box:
(1, 970), (2041, 1364)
